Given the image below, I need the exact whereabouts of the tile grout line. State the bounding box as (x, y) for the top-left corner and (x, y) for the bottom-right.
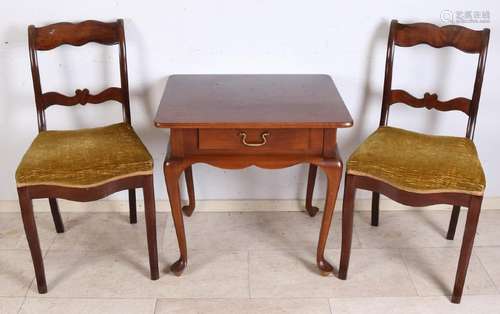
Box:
(351, 218), (366, 249)
(398, 248), (420, 297)
(5, 212), (500, 304)
(44, 230), (59, 254)
(474, 250), (500, 294)
(247, 250), (251, 299)
(152, 298), (158, 314)
(24, 231), (59, 298)
(327, 298), (334, 314)
(16, 296), (27, 314)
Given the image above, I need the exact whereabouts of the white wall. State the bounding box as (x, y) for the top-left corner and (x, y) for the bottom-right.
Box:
(0, 0), (498, 201)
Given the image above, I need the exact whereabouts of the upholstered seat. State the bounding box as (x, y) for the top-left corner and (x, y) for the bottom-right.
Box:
(347, 126), (485, 195)
(16, 123), (153, 188)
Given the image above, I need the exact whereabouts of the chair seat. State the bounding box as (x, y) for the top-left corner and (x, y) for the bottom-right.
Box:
(347, 126), (485, 195)
(16, 123), (153, 188)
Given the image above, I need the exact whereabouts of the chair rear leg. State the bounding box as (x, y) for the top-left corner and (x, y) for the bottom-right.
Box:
(371, 192), (380, 226)
(452, 197), (482, 304)
(19, 188), (47, 293)
(305, 164), (319, 217)
(129, 189), (137, 224)
(48, 198), (64, 233)
(143, 176), (159, 280)
(447, 205), (461, 240)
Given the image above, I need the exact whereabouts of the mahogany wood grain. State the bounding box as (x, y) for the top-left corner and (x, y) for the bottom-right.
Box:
(28, 19), (131, 131)
(33, 20), (120, 50)
(389, 90), (470, 114)
(18, 188), (47, 294)
(143, 175), (160, 280)
(182, 166), (196, 217)
(48, 198), (64, 233)
(305, 164), (319, 217)
(393, 22), (486, 53)
(339, 174), (356, 280)
(154, 75), (353, 129)
(21, 19), (158, 293)
(164, 160), (188, 275)
(371, 192), (380, 227)
(380, 20), (489, 140)
(452, 197), (482, 304)
(316, 154), (343, 275)
(128, 189), (137, 224)
(198, 128), (322, 154)
(156, 74), (352, 276)
(447, 205), (461, 240)
(339, 20), (489, 304)
(41, 87), (124, 109)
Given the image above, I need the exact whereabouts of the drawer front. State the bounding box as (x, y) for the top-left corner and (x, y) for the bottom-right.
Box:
(198, 128), (323, 154)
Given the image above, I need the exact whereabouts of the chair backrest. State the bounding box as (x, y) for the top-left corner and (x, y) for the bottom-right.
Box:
(379, 20), (490, 140)
(28, 19), (131, 132)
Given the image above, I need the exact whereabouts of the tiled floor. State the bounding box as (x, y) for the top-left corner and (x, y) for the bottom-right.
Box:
(1, 209), (500, 313)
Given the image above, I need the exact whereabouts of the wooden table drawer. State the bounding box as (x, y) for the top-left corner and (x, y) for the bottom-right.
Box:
(198, 128), (323, 154)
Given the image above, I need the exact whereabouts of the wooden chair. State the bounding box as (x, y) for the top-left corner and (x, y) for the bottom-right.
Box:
(309, 20), (487, 304)
(16, 19), (159, 294)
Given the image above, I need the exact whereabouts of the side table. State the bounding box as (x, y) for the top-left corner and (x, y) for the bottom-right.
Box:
(154, 74), (353, 275)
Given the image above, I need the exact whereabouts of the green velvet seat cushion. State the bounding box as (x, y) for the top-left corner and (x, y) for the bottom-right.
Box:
(347, 126), (485, 195)
(16, 123), (153, 188)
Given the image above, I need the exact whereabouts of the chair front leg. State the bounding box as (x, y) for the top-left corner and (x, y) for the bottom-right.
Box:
(48, 198), (64, 233)
(18, 188), (47, 293)
(142, 176), (159, 280)
(452, 196), (482, 304)
(339, 174), (356, 279)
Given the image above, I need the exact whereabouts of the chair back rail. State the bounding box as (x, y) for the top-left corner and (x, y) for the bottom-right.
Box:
(379, 20), (490, 140)
(28, 19), (131, 131)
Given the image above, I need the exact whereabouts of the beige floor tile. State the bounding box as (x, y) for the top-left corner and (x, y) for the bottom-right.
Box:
(19, 297), (156, 314)
(475, 211), (500, 246)
(401, 248), (496, 296)
(0, 250), (36, 297)
(165, 212), (359, 252)
(155, 298), (331, 314)
(249, 248), (416, 298)
(476, 247), (500, 289)
(0, 213), (58, 251)
(330, 295), (500, 314)
(355, 211), (465, 249)
(27, 249), (248, 298)
(0, 297), (25, 314)
(49, 212), (170, 252)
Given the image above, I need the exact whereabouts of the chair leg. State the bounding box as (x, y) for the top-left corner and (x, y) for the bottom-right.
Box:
(451, 197), (482, 304)
(371, 192), (380, 226)
(305, 164), (319, 217)
(129, 189), (137, 224)
(142, 176), (159, 280)
(18, 188), (47, 294)
(182, 166), (196, 217)
(339, 174), (356, 280)
(447, 205), (461, 240)
(48, 198), (64, 233)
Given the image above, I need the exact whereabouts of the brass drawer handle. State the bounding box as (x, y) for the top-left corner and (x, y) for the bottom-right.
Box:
(239, 131), (269, 147)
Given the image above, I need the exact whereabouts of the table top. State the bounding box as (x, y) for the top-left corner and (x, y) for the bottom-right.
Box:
(154, 74), (353, 129)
